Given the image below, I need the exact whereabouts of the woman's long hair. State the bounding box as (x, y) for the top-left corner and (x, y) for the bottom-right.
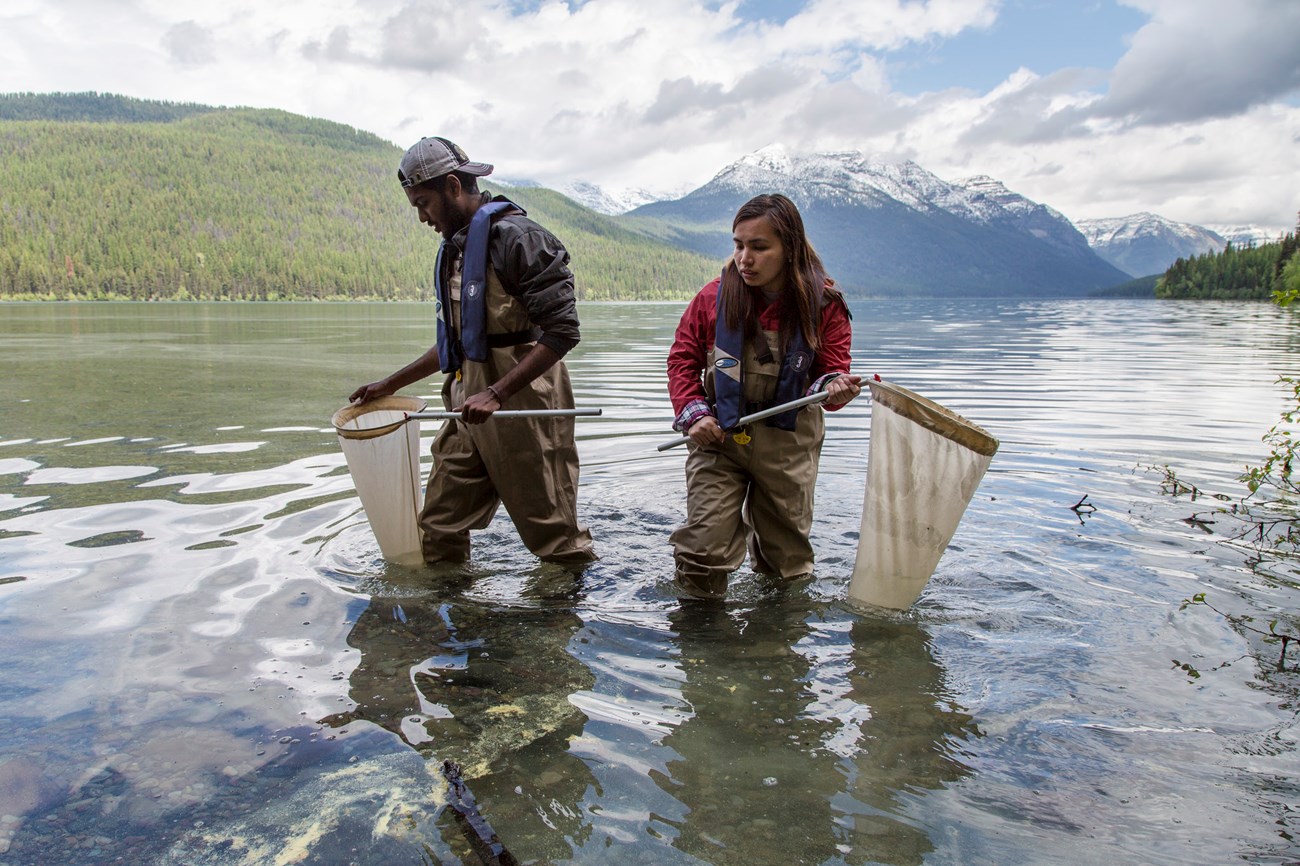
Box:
(719, 193), (837, 351)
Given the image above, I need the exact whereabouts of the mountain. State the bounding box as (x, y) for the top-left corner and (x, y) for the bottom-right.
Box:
(1207, 224), (1283, 249)
(498, 177), (664, 215)
(1076, 213), (1226, 277)
(953, 175), (1096, 259)
(620, 144), (1129, 297)
(557, 181), (662, 215)
(0, 92), (717, 301)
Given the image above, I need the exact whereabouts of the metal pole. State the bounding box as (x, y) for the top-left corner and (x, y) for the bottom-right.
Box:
(406, 408), (603, 420)
(656, 391), (829, 452)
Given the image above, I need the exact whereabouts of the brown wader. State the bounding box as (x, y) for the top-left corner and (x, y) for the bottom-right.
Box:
(670, 329), (825, 597)
(420, 256), (596, 564)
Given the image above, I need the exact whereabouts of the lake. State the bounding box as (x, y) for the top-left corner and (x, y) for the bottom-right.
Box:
(1, 299), (1298, 865)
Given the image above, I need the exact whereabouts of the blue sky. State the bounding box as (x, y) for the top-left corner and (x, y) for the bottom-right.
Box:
(1, 0), (1297, 232)
(734, 0), (1146, 93)
(883, 1), (1149, 95)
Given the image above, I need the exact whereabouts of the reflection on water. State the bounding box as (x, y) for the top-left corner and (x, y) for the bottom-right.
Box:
(659, 599), (977, 866)
(317, 567), (600, 861)
(1, 300), (1298, 865)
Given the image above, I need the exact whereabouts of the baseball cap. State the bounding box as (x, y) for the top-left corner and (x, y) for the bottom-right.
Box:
(398, 137), (494, 187)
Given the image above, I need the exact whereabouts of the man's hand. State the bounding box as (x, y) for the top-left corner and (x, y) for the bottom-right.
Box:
(350, 380), (395, 404)
(687, 415), (725, 447)
(456, 344), (561, 424)
(458, 388), (502, 424)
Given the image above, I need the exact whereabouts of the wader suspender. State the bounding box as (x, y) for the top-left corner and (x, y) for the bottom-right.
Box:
(713, 281), (818, 432)
(435, 200), (512, 374)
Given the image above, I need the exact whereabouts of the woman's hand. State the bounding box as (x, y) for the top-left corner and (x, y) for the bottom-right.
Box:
(687, 415), (725, 447)
(825, 374), (862, 406)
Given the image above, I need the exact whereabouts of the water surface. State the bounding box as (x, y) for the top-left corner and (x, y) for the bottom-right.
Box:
(1, 299), (1298, 865)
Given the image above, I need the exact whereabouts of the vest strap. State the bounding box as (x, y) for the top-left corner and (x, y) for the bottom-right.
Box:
(435, 200), (513, 374)
(460, 201), (513, 365)
(434, 243), (457, 374)
(713, 282), (744, 429)
(713, 280), (819, 432)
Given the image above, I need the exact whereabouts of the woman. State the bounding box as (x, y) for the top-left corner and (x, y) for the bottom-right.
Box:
(667, 193), (861, 599)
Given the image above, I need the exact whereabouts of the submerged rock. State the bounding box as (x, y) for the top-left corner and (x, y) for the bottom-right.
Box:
(158, 751), (451, 865)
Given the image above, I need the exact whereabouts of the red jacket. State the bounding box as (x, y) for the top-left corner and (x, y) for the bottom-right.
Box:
(667, 277), (853, 417)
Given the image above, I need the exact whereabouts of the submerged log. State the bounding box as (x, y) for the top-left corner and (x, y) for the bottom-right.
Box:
(441, 759), (519, 866)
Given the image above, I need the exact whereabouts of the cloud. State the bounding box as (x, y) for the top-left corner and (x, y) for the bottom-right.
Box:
(777, 0), (998, 54)
(956, 67), (1106, 147)
(787, 78), (918, 142)
(643, 65), (808, 124)
(1, 0), (1296, 232)
(376, 1), (483, 72)
(1095, 0), (1300, 125)
(162, 20), (216, 66)
(644, 77), (726, 125)
(302, 26), (357, 64)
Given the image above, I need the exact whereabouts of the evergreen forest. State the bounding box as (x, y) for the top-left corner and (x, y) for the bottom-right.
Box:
(0, 92), (719, 302)
(1156, 221), (1300, 301)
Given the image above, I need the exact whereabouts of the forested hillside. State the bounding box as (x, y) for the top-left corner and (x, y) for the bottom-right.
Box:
(1155, 223), (1298, 300)
(0, 93), (717, 301)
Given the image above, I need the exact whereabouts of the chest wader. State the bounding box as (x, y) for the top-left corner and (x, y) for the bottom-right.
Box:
(670, 325), (825, 599)
(419, 210), (595, 565)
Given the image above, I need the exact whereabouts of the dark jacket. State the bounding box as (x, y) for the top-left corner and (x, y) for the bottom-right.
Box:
(443, 193), (581, 357)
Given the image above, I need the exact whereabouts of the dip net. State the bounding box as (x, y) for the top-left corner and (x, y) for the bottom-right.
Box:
(848, 379), (998, 610)
(332, 396), (427, 566)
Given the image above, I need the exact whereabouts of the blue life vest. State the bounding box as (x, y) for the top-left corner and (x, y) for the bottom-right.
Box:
(713, 281), (817, 431)
(435, 200), (512, 374)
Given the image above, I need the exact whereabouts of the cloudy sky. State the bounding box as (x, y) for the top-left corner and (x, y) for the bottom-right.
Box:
(3, 0), (1298, 232)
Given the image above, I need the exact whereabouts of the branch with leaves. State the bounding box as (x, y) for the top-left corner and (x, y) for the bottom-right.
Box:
(1180, 593), (1295, 672)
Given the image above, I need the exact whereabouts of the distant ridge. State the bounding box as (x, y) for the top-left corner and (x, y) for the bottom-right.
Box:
(1089, 273), (1159, 298)
(0, 91), (220, 123)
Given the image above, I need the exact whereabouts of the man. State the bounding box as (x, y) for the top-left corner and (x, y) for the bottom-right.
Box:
(350, 136), (596, 566)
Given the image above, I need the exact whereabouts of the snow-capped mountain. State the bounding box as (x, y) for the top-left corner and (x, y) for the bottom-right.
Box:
(624, 144), (1127, 297)
(1075, 213), (1226, 277)
(712, 146), (1018, 222)
(953, 175), (1094, 258)
(557, 181), (662, 216)
(1207, 224), (1283, 249)
(496, 176), (664, 215)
